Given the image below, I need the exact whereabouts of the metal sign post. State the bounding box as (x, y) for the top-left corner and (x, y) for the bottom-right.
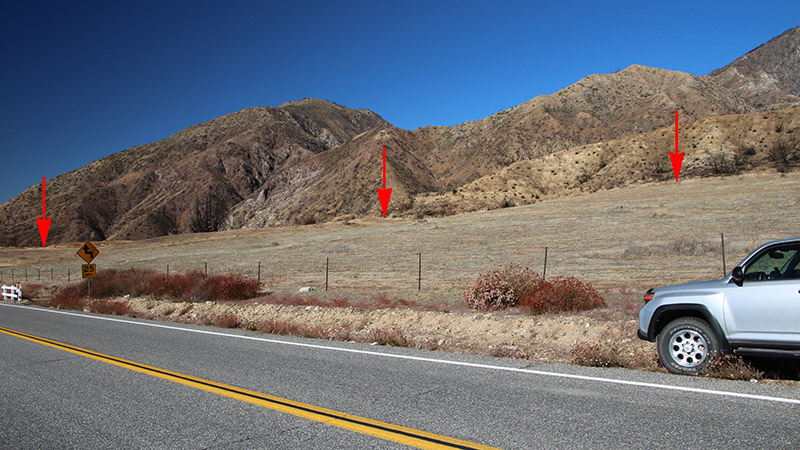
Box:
(77, 242), (99, 297)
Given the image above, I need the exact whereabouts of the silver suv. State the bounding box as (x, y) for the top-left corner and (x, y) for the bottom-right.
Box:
(638, 237), (800, 375)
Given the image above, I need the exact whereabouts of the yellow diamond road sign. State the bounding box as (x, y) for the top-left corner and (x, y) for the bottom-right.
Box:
(77, 241), (99, 263)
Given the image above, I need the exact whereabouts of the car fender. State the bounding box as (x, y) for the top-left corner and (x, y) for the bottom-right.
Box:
(647, 303), (731, 352)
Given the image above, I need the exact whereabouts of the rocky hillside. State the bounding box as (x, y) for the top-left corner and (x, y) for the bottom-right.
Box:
(705, 26), (800, 110)
(409, 106), (800, 216)
(1, 27), (798, 245)
(0, 99), (387, 246)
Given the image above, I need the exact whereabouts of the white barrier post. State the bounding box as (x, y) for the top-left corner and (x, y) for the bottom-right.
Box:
(2, 284), (22, 302)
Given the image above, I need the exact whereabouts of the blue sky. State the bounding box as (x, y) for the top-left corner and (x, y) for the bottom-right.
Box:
(1, 1), (798, 204)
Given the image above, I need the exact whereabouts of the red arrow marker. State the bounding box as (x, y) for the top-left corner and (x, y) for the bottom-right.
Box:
(376, 146), (392, 218)
(669, 110), (684, 182)
(36, 177), (52, 247)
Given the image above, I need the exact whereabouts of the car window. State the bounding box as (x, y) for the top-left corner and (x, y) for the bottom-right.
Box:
(744, 245), (800, 281)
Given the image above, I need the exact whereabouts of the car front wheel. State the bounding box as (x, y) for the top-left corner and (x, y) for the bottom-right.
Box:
(657, 317), (719, 375)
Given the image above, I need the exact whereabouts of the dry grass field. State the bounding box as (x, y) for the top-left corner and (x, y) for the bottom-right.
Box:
(2, 171), (798, 378)
(3, 170), (797, 295)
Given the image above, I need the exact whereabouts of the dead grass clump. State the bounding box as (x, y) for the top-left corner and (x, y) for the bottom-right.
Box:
(212, 312), (240, 329)
(701, 355), (764, 381)
(365, 327), (409, 347)
(257, 318), (307, 336)
(87, 300), (132, 316)
(570, 343), (628, 368)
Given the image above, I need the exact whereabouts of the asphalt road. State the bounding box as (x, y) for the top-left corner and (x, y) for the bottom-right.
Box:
(1, 302), (799, 449)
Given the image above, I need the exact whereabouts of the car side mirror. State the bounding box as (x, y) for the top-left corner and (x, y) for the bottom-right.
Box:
(731, 266), (744, 286)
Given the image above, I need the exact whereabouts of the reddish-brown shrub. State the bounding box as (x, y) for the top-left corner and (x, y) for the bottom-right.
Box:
(151, 273), (198, 300)
(463, 265), (542, 310)
(22, 284), (43, 299)
(51, 269), (261, 307)
(49, 284), (87, 310)
(520, 277), (605, 314)
(198, 274), (260, 301)
(367, 293), (414, 309)
(91, 269), (155, 298)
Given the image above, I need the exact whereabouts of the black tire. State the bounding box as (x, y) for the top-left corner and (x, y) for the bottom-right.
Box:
(657, 317), (719, 375)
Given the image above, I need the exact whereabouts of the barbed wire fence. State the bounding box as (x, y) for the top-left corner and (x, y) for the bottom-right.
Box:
(1, 233), (739, 294)
(0, 247), (557, 293)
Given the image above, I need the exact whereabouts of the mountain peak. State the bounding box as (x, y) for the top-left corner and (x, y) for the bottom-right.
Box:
(705, 26), (800, 109)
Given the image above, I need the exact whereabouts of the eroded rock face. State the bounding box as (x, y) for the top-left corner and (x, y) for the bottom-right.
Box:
(706, 26), (800, 110)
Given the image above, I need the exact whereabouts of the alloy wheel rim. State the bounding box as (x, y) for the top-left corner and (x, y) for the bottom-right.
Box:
(668, 329), (708, 368)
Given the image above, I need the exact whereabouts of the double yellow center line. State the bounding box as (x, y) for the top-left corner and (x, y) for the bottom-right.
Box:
(0, 326), (498, 450)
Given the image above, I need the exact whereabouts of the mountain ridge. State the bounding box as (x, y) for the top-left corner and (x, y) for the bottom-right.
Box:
(2, 27), (798, 246)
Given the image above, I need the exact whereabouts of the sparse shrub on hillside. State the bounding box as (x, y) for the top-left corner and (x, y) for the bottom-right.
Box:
(520, 277), (605, 314)
(769, 139), (798, 172)
(299, 213), (317, 226)
(703, 150), (740, 175)
(740, 144), (757, 156)
(734, 144), (757, 169)
(189, 192), (228, 233)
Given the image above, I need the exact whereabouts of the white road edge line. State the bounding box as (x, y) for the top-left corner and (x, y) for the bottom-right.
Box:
(2, 302), (799, 405)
